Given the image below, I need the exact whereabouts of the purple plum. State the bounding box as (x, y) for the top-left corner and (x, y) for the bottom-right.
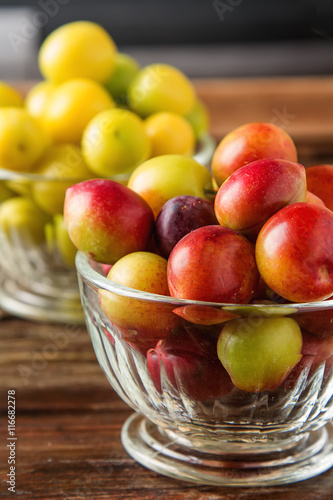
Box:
(154, 195), (218, 258)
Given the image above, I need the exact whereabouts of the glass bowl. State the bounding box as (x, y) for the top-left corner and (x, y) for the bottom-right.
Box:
(76, 251), (333, 486)
(0, 134), (215, 324)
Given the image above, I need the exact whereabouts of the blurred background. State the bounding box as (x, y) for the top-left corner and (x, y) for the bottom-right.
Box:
(0, 0), (333, 80)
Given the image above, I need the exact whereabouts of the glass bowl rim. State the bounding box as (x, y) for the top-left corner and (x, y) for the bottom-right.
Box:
(0, 134), (215, 183)
(75, 251), (333, 314)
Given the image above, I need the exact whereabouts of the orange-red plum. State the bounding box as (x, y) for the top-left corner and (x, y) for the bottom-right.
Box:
(214, 158), (306, 239)
(305, 164), (333, 211)
(212, 122), (298, 186)
(256, 203), (333, 303)
(64, 179), (154, 264)
(167, 225), (259, 304)
(99, 251), (181, 351)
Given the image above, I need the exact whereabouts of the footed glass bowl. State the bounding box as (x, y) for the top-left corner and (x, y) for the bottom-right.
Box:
(76, 251), (333, 486)
(0, 134), (215, 324)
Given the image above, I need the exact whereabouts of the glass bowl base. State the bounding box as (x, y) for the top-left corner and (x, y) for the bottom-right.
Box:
(0, 273), (84, 324)
(121, 413), (333, 486)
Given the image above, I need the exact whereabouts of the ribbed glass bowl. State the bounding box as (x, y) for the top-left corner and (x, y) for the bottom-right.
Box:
(0, 134), (215, 324)
(0, 170), (84, 323)
(76, 251), (333, 486)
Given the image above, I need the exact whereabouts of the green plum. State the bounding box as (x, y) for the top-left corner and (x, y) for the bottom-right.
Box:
(0, 196), (50, 246)
(128, 154), (214, 218)
(81, 108), (151, 178)
(45, 214), (77, 267)
(185, 99), (210, 140)
(104, 52), (140, 105)
(54, 214), (77, 267)
(217, 317), (303, 393)
(32, 143), (93, 216)
(128, 63), (195, 117)
(0, 181), (16, 202)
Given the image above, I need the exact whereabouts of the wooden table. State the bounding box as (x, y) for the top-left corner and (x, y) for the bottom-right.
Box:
(1, 77), (333, 499)
(1, 317), (333, 500)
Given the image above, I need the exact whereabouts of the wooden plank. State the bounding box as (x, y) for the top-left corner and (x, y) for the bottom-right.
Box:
(1, 318), (333, 498)
(194, 76), (333, 142)
(194, 77), (333, 165)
